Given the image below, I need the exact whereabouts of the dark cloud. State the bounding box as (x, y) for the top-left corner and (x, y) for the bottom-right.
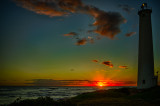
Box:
(75, 37), (94, 45)
(125, 32), (136, 37)
(75, 36), (95, 45)
(92, 60), (98, 62)
(122, 81), (136, 84)
(115, 81), (136, 85)
(118, 4), (134, 14)
(80, 5), (126, 38)
(106, 80), (136, 86)
(64, 32), (78, 36)
(58, 0), (83, 13)
(91, 11), (126, 39)
(76, 38), (87, 45)
(119, 66), (128, 69)
(26, 79), (92, 86)
(102, 61), (113, 68)
(26, 79), (62, 86)
(25, 79), (136, 86)
(14, 0), (126, 39)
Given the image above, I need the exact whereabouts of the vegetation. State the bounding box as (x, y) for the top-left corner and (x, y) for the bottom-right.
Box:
(2, 87), (160, 106)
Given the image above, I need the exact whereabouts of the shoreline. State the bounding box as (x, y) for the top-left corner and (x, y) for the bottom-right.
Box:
(1, 86), (160, 106)
(0, 86), (134, 105)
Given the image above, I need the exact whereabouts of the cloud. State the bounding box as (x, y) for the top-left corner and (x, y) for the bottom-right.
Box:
(92, 60), (98, 62)
(91, 11), (126, 39)
(80, 5), (126, 38)
(26, 79), (62, 86)
(119, 66), (128, 69)
(76, 38), (87, 45)
(122, 81), (136, 84)
(64, 32), (78, 36)
(64, 34), (94, 45)
(114, 81), (136, 85)
(102, 61), (113, 68)
(25, 79), (136, 86)
(118, 4), (134, 14)
(14, 0), (69, 17)
(75, 36), (95, 45)
(58, 0), (83, 13)
(107, 80), (136, 86)
(14, 0), (126, 39)
(125, 32), (136, 37)
(26, 79), (93, 86)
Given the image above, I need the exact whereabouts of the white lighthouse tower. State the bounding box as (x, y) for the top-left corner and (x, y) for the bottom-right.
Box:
(137, 3), (158, 89)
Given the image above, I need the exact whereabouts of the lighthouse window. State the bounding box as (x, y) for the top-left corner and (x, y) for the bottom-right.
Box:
(143, 80), (145, 84)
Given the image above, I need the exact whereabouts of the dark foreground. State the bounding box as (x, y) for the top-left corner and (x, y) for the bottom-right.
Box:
(2, 86), (160, 106)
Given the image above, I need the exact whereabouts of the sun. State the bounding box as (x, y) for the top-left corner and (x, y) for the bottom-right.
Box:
(97, 82), (104, 87)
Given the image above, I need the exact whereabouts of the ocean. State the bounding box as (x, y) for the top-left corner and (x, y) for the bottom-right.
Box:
(0, 86), (124, 105)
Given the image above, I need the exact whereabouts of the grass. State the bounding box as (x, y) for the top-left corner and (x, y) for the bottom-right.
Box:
(2, 86), (160, 106)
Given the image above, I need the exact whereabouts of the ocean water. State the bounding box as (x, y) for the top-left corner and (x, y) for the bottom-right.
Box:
(0, 86), (123, 105)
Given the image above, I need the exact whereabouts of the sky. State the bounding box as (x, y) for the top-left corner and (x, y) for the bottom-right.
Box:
(0, 0), (160, 86)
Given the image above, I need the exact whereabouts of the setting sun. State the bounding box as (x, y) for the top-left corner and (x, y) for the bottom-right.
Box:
(97, 82), (104, 87)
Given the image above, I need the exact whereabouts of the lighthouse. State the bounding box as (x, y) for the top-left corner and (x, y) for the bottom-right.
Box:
(137, 3), (157, 89)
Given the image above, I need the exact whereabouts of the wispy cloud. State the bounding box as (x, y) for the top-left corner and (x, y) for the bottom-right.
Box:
(64, 32), (78, 36)
(26, 79), (93, 86)
(125, 32), (136, 37)
(26, 79), (62, 86)
(64, 33), (95, 46)
(76, 38), (87, 45)
(14, 0), (69, 17)
(102, 61), (113, 68)
(109, 80), (136, 86)
(93, 60), (129, 70)
(119, 66), (128, 69)
(92, 60), (98, 63)
(14, 0), (126, 40)
(118, 4), (134, 14)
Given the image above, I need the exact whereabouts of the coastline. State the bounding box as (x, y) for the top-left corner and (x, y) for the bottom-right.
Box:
(1, 86), (160, 106)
